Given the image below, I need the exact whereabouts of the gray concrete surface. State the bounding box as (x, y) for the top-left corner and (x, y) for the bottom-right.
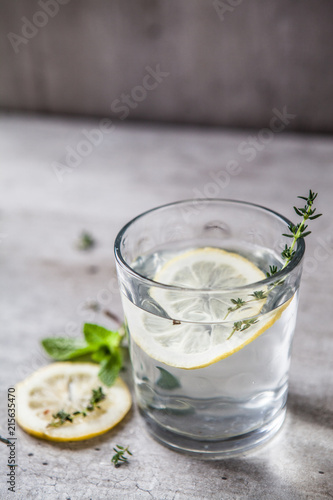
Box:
(1, 1), (333, 132)
(0, 113), (333, 499)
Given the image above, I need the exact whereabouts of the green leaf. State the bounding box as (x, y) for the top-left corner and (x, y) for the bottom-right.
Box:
(83, 323), (112, 345)
(83, 323), (121, 350)
(98, 350), (122, 387)
(69, 353), (96, 363)
(77, 231), (95, 251)
(156, 367), (181, 390)
(91, 346), (110, 362)
(90, 387), (106, 405)
(251, 290), (267, 300)
(293, 206), (304, 217)
(41, 337), (93, 361)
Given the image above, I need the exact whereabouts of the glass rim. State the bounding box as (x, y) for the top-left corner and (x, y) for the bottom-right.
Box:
(114, 198), (305, 293)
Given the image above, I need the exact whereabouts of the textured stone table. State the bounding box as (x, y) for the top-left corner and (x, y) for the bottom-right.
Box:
(0, 114), (332, 500)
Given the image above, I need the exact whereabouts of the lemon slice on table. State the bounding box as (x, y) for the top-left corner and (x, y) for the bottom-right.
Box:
(16, 362), (131, 442)
(124, 247), (292, 369)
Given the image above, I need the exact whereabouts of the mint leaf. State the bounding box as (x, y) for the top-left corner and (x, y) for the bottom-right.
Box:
(156, 367), (181, 390)
(83, 324), (111, 345)
(41, 338), (94, 360)
(41, 322), (125, 388)
(98, 351), (122, 387)
(91, 346), (110, 363)
(83, 323), (121, 351)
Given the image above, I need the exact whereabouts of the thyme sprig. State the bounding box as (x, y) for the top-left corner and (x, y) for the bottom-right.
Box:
(280, 189), (321, 266)
(48, 387), (106, 427)
(77, 231), (96, 251)
(111, 444), (132, 467)
(224, 292), (268, 320)
(227, 319), (259, 340)
(225, 190), (321, 339)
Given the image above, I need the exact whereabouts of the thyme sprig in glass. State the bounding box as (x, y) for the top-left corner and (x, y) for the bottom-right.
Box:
(48, 387), (106, 427)
(225, 190), (321, 338)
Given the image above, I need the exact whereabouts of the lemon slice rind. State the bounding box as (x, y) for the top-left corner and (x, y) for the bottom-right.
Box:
(124, 247), (292, 370)
(16, 362), (131, 442)
(151, 247), (267, 322)
(153, 247), (266, 288)
(124, 296), (293, 370)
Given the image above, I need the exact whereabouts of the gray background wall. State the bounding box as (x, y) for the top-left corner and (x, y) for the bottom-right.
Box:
(1, 0), (333, 132)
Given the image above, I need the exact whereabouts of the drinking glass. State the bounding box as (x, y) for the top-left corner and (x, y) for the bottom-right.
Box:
(114, 199), (305, 458)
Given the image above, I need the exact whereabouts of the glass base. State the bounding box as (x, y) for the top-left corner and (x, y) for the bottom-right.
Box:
(140, 407), (286, 459)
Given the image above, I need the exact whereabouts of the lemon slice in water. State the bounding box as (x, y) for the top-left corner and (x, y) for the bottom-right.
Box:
(123, 247), (292, 369)
(16, 362), (131, 441)
(152, 247), (266, 321)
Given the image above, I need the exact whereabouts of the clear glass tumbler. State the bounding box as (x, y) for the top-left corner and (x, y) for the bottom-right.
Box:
(114, 199), (305, 458)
